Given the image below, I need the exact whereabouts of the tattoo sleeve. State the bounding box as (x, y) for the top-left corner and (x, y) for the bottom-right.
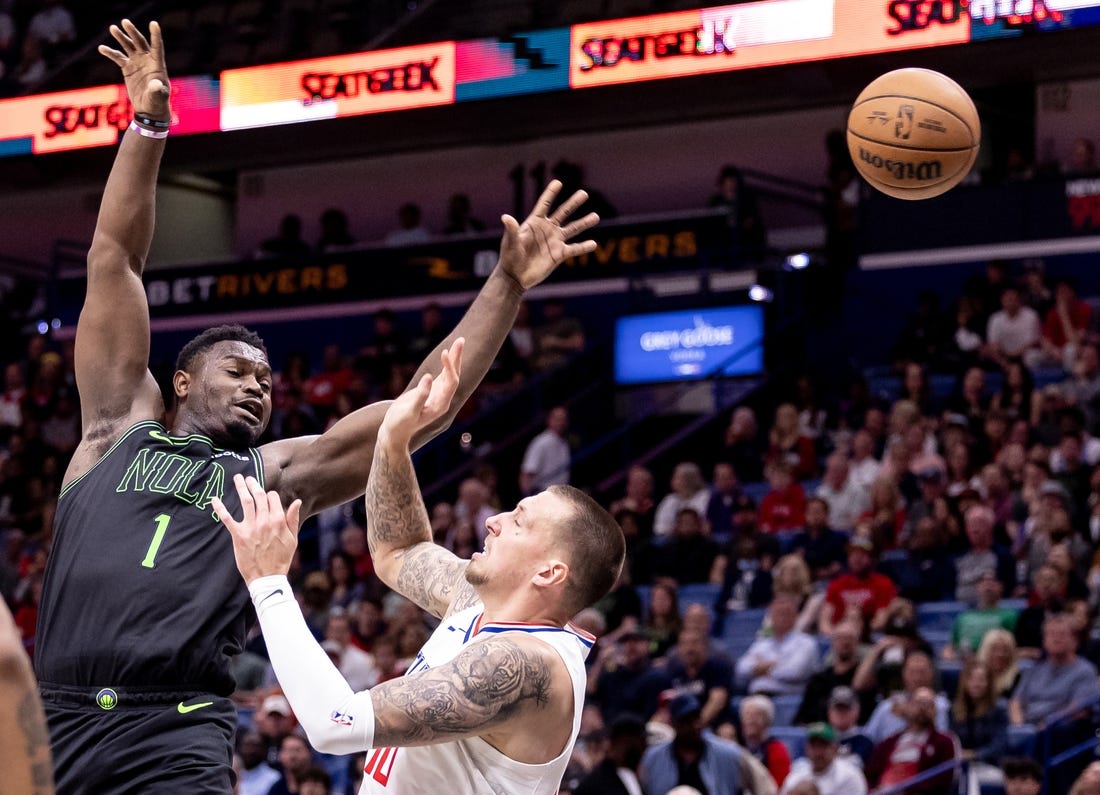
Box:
(367, 438), (472, 618)
(0, 653), (55, 795)
(371, 636), (553, 747)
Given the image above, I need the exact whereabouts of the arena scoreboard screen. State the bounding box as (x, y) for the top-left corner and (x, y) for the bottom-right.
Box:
(614, 305), (765, 385)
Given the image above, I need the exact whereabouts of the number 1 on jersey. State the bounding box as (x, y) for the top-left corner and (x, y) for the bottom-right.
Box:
(141, 513), (172, 568)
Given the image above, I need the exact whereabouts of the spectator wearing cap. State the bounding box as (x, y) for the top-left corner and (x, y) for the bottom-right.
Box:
(826, 687), (874, 768)
(794, 622), (870, 725)
(736, 594), (820, 697)
(1010, 612), (1099, 726)
(789, 498), (848, 583)
(944, 568), (1018, 660)
(865, 687), (957, 794)
(780, 722), (867, 795)
(574, 714), (649, 795)
(819, 536), (897, 636)
(739, 694), (791, 787)
(955, 504), (1016, 604)
(590, 625), (669, 725)
(1002, 756), (1043, 795)
(814, 454), (867, 531)
(255, 693), (296, 766)
(640, 693), (745, 795)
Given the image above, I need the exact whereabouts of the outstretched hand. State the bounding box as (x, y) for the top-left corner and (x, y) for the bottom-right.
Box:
(213, 474), (302, 585)
(499, 181), (600, 290)
(98, 19), (170, 119)
(382, 339), (464, 446)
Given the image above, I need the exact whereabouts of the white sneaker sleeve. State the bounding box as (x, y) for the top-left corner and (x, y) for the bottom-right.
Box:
(249, 575), (376, 755)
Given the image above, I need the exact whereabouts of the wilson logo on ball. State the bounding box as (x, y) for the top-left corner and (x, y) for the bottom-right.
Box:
(859, 148), (943, 182)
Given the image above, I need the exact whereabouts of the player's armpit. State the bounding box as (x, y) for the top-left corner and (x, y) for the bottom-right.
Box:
(391, 542), (473, 619)
(370, 634), (555, 749)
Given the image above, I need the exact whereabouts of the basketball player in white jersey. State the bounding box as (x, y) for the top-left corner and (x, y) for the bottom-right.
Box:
(215, 339), (626, 794)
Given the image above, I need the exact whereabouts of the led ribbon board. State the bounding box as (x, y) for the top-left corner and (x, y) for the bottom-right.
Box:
(569, 0), (970, 89)
(219, 42), (456, 130)
(0, 76), (219, 156)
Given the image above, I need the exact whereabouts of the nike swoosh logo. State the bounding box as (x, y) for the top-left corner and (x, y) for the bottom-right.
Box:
(259, 588), (284, 606)
(177, 701), (214, 714)
(148, 429), (178, 444)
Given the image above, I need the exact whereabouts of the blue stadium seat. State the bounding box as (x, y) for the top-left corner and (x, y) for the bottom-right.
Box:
(772, 695), (802, 727)
(1006, 724), (1037, 757)
(720, 608), (766, 660)
(771, 726), (808, 760)
(917, 601), (967, 634)
(678, 583), (721, 612)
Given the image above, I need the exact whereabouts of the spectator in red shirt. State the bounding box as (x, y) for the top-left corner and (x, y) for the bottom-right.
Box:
(1037, 279), (1091, 370)
(759, 460), (807, 533)
(819, 536), (897, 635)
(865, 687), (957, 794)
(302, 343), (352, 416)
(765, 402), (817, 480)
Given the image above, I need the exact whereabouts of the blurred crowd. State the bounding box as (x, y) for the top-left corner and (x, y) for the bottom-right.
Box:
(0, 0), (75, 96)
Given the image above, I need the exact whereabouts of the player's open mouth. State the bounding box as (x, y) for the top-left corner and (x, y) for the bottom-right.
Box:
(234, 401), (263, 421)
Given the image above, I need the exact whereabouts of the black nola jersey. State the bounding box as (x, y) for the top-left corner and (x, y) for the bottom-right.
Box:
(35, 421), (265, 695)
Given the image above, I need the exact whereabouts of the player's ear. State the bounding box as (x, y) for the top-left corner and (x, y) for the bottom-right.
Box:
(533, 559), (569, 589)
(173, 369), (191, 399)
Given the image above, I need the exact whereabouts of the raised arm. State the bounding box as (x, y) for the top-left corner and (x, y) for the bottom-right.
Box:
(366, 342), (478, 618)
(264, 182), (599, 517)
(70, 20), (169, 472)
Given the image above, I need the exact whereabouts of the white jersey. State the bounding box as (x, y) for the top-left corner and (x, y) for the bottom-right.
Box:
(359, 605), (594, 794)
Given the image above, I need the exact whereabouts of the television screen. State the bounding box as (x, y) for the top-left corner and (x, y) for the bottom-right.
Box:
(614, 305), (764, 385)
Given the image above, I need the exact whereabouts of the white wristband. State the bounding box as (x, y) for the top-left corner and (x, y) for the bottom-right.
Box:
(249, 574), (294, 616)
(128, 119), (169, 139)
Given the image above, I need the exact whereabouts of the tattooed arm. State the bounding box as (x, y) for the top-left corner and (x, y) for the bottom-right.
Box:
(0, 601), (54, 795)
(369, 633), (571, 760)
(366, 341), (477, 618)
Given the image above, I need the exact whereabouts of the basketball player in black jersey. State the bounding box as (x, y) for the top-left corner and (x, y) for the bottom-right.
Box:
(33, 18), (599, 794)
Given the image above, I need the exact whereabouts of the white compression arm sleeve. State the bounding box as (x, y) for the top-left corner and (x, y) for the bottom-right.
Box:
(249, 575), (376, 754)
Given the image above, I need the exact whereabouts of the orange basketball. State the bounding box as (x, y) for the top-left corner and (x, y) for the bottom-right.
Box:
(847, 68), (980, 200)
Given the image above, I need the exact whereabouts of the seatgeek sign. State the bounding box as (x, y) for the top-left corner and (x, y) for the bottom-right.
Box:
(1, 0), (1098, 155)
